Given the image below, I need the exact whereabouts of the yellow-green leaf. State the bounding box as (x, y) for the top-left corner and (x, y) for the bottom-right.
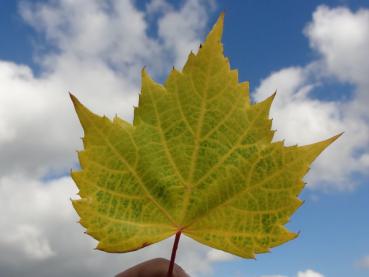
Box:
(70, 14), (340, 258)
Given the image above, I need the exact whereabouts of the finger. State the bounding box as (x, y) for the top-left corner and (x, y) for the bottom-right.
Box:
(115, 258), (190, 277)
(173, 262), (190, 277)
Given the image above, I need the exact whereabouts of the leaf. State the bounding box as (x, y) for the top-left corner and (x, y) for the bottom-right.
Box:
(70, 14), (340, 258)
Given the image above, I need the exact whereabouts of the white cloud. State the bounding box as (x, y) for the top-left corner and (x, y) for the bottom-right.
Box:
(259, 269), (325, 277)
(206, 249), (235, 262)
(0, 176), (71, 264)
(157, 0), (215, 67)
(297, 269), (325, 277)
(260, 275), (288, 277)
(305, 5), (369, 119)
(305, 5), (369, 87)
(254, 5), (369, 190)
(146, 0), (172, 14)
(20, 0), (165, 79)
(356, 255), (369, 269)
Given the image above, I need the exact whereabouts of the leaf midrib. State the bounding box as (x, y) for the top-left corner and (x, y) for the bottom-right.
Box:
(180, 54), (213, 222)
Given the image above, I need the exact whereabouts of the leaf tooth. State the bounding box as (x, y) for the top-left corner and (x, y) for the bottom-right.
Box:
(141, 68), (167, 96)
(239, 80), (250, 97)
(240, 81), (250, 91)
(264, 91), (277, 109)
(133, 106), (141, 126)
(281, 139), (285, 146)
(71, 200), (88, 228)
(293, 180), (306, 196)
(230, 68), (238, 82)
(254, 245), (271, 254)
(304, 167), (311, 176)
(188, 51), (196, 60)
(70, 171), (81, 185)
(77, 151), (90, 169)
(252, 92), (276, 122)
(141, 67), (149, 81)
(86, 229), (104, 240)
(141, 67), (162, 88)
(164, 67), (182, 87)
(280, 228), (299, 245)
(113, 115), (131, 129)
(69, 93), (105, 133)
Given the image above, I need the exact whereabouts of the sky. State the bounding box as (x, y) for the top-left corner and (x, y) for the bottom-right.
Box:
(0, 0), (369, 277)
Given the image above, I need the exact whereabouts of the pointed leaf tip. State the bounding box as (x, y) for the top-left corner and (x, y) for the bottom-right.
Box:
(205, 13), (224, 43)
(217, 11), (225, 26)
(69, 92), (77, 103)
(141, 66), (147, 76)
(141, 67), (147, 81)
(141, 67), (158, 85)
(269, 91), (277, 102)
(320, 132), (343, 148)
(214, 12), (224, 36)
(69, 92), (83, 111)
(333, 132), (344, 140)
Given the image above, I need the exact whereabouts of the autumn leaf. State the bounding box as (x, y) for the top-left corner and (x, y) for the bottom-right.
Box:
(70, 13), (340, 259)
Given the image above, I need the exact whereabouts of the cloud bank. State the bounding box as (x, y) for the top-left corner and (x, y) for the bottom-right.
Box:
(254, 5), (369, 190)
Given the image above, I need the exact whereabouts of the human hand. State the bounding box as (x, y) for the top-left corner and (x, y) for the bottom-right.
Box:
(115, 258), (190, 277)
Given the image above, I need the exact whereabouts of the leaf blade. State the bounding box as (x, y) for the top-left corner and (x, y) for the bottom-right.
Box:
(70, 14), (341, 257)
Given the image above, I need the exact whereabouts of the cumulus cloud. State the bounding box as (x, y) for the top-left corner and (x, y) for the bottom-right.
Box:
(260, 275), (288, 277)
(297, 269), (325, 277)
(259, 269), (325, 277)
(206, 249), (235, 262)
(254, 5), (369, 190)
(157, 0), (215, 67)
(305, 5), (369, 87)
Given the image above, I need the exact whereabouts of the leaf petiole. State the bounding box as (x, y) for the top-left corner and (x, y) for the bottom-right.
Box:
(167, 231), (182, 277)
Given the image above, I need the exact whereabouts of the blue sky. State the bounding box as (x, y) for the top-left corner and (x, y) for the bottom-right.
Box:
(0, 1), (368, 277)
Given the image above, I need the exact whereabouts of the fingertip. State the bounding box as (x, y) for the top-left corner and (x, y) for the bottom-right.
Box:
(173, 263), (190, 277)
